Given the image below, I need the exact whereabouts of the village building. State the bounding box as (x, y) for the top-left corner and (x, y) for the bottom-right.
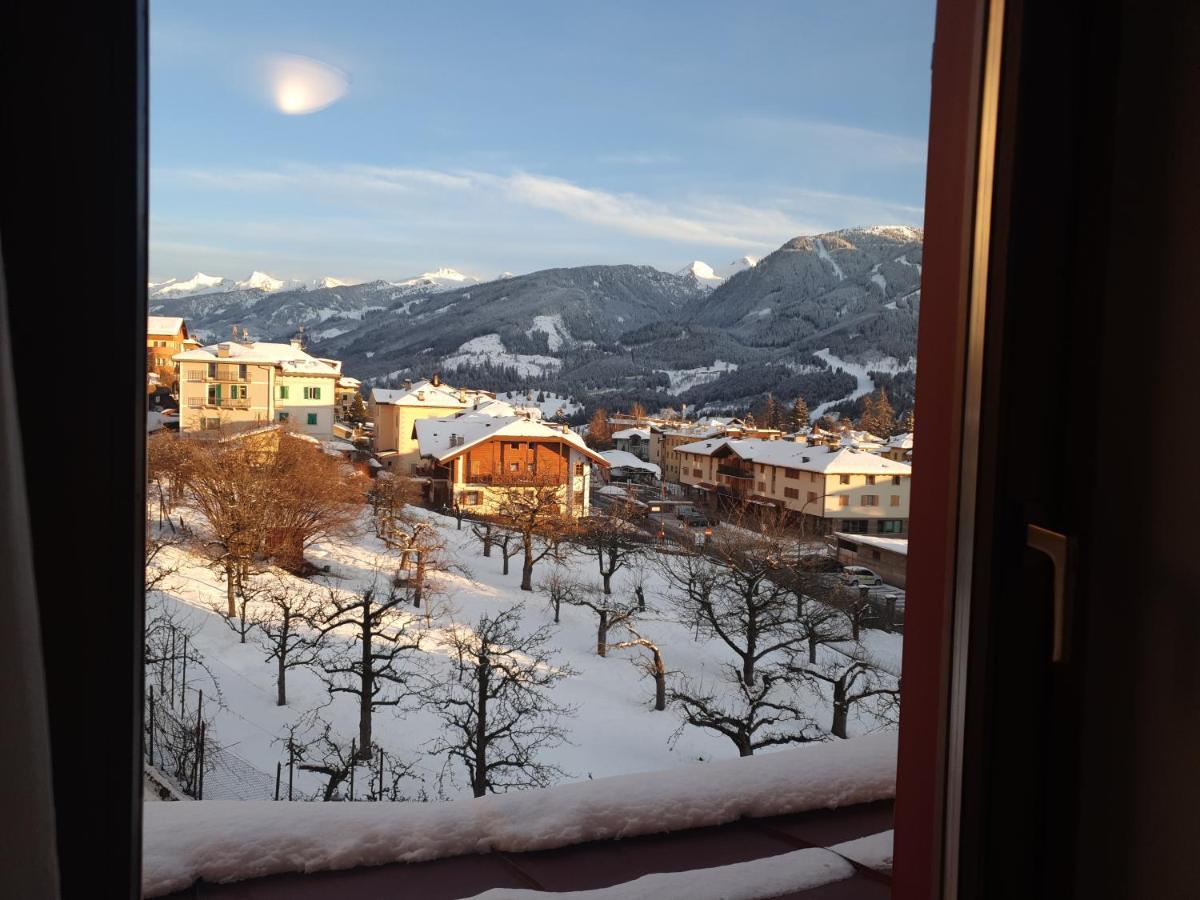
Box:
(833, 532), (909, 588)
(414, 413), (607, 516)
(649, 419), (785, 485)
(612, 427), (652, 460)
(146, 316), (200, 387)
(368, 376), (494, 475)
(173, 336), (342, 436)
(599, 449), (661, 485)
(674, 437), (912, 535)
(335, 375), (362, 420)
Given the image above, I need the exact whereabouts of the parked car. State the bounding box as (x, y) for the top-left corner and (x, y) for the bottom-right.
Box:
(840, 565), (883, 587)
(680, 511), (715, 528)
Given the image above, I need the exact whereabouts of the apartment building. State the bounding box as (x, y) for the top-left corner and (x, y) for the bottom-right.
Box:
(650, 420), (784, 484)
(675, 437), (912, 535)
(335, 375), (362, 419)
(368, 376), (494, 475)
(414, 413), (607, 517)
(173, 338), (342, 436)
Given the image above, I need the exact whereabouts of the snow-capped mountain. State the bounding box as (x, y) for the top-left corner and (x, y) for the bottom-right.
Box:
(389, 267), (481, 293)
(719, 255), (759, 278)
(675, 260), (724, 290)
(148, 271), (353, 300)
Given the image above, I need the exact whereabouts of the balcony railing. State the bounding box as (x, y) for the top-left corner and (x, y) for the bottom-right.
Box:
(466, 473), (567, 487)
(189, 397), (251, 409)
(186, 367), (249, 382)
(717, 465), (753, 479)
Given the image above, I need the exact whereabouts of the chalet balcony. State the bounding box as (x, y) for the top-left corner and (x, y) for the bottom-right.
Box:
(466, 473), (568, 487)
(717, 464), (753, 480)
(187, 369), (249, 383)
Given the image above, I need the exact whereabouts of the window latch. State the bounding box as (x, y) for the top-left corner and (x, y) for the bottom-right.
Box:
(1026, 524), (1073, 664)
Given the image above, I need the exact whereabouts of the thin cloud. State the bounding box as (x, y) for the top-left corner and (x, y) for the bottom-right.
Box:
(733, 115), (928, 168)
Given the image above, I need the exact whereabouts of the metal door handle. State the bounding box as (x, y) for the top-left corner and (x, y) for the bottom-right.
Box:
(1026, 524), (1072, 663)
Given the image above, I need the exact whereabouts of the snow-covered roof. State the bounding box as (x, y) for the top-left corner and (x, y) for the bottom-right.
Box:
(370, 379), (487, 409)
(147, 316), (185, 336)
(337, 376), (361, 388)
(833, 533), (909, 556)
(613, 427), (651, 441)
(173, 341), (341, 377)
(886, 432), (914, 450)
(415, 413), (608, 466)
(675, 439), (912, 476)
(600, 450), (661, 477)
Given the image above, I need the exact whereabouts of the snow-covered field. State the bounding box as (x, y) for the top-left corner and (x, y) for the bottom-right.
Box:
(442, 334), (560, 377)
(655, 360), (738, 393)
(147, 506), (900, 806)
(495, 390), (582, 419)
(810, 349), (916, 421)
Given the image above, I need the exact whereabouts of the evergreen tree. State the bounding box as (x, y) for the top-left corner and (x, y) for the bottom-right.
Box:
(857, 394), (878, 435)
(898, 407), (915, 434)
(790, 396), (810, 433)
(874, 389), (896, 438)
(348, 392), (368, 424)
(762, 393), (780, 431)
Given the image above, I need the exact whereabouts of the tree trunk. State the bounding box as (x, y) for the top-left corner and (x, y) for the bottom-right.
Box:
(481, 527), (492, 557)
(597, 610), (608, 657)
(276, 653), (287, 706)
(553, 599), (560, 624)
(653, 650), (666, 711)
(520, 553), (534, 592)
(473, 659), (489, 798)
(501, 549), (510, 576)
(831, 681), (848, 739)
(809, 634), (818, 665)
(412, 552), (425, 608)
(635, 586), (645, 612)
(224, 560), (236, 618)
(742, 655), (755, 686)
(601, 571), (612, 595)
(737, 738), (753, 757)
(357, 606), (373, 759)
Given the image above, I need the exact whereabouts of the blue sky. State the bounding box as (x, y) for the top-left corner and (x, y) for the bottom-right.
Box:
(150, 0), (935, 283)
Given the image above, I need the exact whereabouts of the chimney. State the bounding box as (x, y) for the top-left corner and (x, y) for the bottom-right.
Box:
(431, 372), (441, 387)
(230, 324), (239, 339)
(561, 423), (570, 434)
(403, 379), (412, 391)
(241, 327), (250, 343)
(416, 390), (425, 401)
(457, 390), (466, 403)
(217, 342), (231, 358)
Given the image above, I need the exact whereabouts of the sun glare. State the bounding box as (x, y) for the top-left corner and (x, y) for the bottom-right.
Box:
(264, 54), (348, 115)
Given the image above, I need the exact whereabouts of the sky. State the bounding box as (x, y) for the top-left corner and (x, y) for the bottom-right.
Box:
(150, 0), (936, 284)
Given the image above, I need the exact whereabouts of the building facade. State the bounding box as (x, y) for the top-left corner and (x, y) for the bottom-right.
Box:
(173, 338), (342, 436)
(675, 438), (912, 535)
(415, 414), (607, 517)
(368, 377), (494, 475)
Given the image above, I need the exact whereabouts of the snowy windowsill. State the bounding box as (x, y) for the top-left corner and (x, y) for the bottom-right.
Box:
(143, 732), (896, 897)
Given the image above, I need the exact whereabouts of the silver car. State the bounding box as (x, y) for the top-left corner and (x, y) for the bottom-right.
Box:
(840, 565), (883, 587)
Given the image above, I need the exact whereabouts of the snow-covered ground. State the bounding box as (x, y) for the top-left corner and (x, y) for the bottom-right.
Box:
(495, 390), (582, 419)
(145, 505), (900, 813)
(442, 334), (560, 377)
(655, 360), (738, 393)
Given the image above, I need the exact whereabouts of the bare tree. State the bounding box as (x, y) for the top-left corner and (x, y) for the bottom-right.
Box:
(252, 578), (326, 706)
(576, 507), (646, 594)
(660, 527), (804, 686)
(178, 437), (268, 617)
(317, 584), (423, 760)
(427, 604), (575, 798)
(537, 569), (581, 624)
(258, 434), (365, 572)
(829, 586), (874, 641)
(670, 665), (821, 757)
(795, 595), (854, 664)
(490, 480), (577, 591)
(612, 622), (668, 711)
(386, 507), (446, 609)
(471, 520), (494, 558)
(788, 650), (900, 739)
(566, 586), (639, 657)
(489, 527), (524, 577)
